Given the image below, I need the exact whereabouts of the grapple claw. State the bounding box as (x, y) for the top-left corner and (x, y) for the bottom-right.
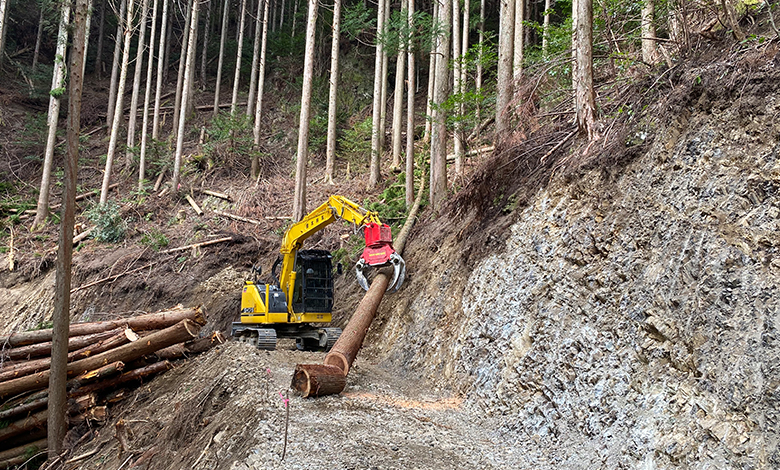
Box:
(355, 259), (370, 291)
(354, 254), (406, 293)
(387, 253), (406, 293)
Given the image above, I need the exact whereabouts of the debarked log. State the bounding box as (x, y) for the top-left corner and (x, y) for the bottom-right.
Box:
(0, 306), (204, 347)
(291, 364), (347, 398)
(0, 320), (199, 398)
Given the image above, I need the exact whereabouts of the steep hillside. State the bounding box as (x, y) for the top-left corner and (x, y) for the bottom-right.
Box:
(371, 43), (780, 468)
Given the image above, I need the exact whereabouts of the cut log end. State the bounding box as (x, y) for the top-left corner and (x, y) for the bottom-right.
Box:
(323, 351), (349, 376)
(291, 364), (346, 398)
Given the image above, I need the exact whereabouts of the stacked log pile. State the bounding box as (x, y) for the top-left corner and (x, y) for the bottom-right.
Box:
(0, 306), (225, 467)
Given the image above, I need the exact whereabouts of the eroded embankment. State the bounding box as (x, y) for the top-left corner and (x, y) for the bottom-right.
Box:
(373, 53), (780, 468)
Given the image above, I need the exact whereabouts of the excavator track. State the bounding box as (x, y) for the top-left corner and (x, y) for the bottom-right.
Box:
(232, 326), (278, 351)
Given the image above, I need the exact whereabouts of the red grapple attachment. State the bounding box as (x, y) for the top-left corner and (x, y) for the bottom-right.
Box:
(360, 222), (395, 266)
(355, 222), (406, 292)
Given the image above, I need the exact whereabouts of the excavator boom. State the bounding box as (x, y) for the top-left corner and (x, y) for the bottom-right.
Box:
(278, 195), (405, 297)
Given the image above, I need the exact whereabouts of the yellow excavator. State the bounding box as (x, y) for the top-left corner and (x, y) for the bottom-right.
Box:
(231, 195), (406, 351)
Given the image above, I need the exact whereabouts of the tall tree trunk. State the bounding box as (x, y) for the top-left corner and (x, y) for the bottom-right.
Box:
(324, 0), (341, 184)
(153, 0), (169, 138)
(107, 0), (127, 127)
(231, 0), (248, 114)
(368, 0), (387, 189)
(163, 5), (172, 81)
(32, 5), (45, 70)
(405, 0), (415, 208)
(251, 0), (270, 178)
(173, 0), (193, 138)
(94, 0), (106, 77)
(213, 0), (229, 117)
(475, 0), (484, 123)
(430, 0), (450, 211)
(495, 0), (514, 138)
(200, 0), (212, 88)
(126, 0), (150, 170)
(139, 0), (160, 190)
(49, 0), (87, 457)
(172, 0), (199, 193)
(452, 0), (462, 175)
(514, 0), (523, 76)
(574, 0), (597, 140)
(390, 0), (407, 172)
(82, 0), (94, 77)
(292, 0), (318, 221)
(33, 2), (71, 230)
(100, 0), (135, 204)
(378, 0), (389, 156)
(423, 0), (437, 143)
(641, 0), (656, 64)
(0, 0), (9, 70)
(542, 0), (550, 57)
(247, 0), (264, 116)
(279, 0), (285, 30)
(291, 0), (298, 37)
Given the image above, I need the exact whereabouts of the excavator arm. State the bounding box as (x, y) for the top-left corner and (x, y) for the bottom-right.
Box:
(276, 196), (405, 303)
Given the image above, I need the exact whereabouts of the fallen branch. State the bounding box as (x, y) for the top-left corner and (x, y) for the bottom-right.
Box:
(185, 194), (204, 216)
(202, 190), (232, 201)
(446, 145), (495, 162)
(540, 128), (577, 164)
(153, 166), (168, 192)
(71, 262), (156, 294)
(159, 236), (233, 254)
(213, 210), (263, 226)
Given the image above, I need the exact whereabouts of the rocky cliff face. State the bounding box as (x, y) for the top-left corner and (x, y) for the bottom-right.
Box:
(376, 53), (780, 468)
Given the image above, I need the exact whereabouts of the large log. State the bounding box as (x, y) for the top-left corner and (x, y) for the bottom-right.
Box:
(0, 439), (47, 464)
(0, 409), (48, 443)
(152, 331), (225, 360)
(292, 364), (347, 398)
(70, 361), (173, 397)
(291, 176), (424, 397)
(0, 329), (120, 361)
(0, 329), (134, 382)
(0, 320), (199, 398)
(0, 362), (123, 421)
(0, 306), (204, 347)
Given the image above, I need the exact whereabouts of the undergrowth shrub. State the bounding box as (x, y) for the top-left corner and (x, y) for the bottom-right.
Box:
(86, 201), (127, 243)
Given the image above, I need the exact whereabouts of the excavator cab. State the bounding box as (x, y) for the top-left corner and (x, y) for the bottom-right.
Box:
(291, 250), (334, 314)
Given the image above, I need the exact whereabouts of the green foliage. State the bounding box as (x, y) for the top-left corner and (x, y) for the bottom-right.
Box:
(202, 112), (258, 174)
(338, 117), (373, 170)
(342, 2), (375, 41)
(140, 228), (169, 251)
(365, 173), (409, 226)
(32, 320), (54, 330)
(49, 87), (66, 98)
(85, 201), (127, 243)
